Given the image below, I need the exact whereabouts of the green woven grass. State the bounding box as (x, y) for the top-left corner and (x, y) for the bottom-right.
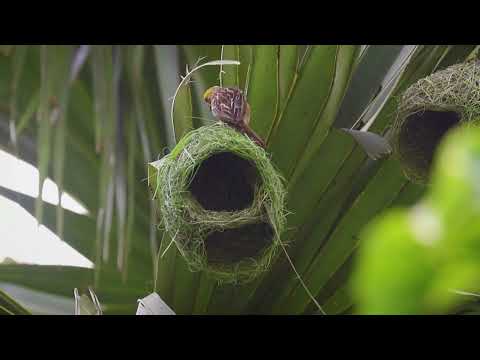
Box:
(148, 123), (287, 284)
(393, 60), (480, 183)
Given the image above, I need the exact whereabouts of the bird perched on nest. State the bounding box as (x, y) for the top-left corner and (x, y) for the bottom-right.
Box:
(203, 86), (266, 148)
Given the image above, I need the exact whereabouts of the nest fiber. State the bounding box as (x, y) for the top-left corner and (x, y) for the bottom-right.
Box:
(393, 60), (480, 183)
(149, 123), (287, 284)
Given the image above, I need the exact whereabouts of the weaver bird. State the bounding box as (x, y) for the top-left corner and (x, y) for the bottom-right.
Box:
(203, 86), (266, 148)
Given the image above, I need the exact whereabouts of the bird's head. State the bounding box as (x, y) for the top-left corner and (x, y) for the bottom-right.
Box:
(203, 86), (220, 106)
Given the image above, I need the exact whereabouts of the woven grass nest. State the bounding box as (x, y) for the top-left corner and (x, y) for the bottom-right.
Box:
(148, 123), (287, 284)
(393, 59), (480, 183)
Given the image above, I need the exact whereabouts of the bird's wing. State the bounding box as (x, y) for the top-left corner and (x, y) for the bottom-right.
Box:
(232, 91), (247, 125)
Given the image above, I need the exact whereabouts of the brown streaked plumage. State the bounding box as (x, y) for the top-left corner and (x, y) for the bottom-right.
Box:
(204, 86), (265, 148)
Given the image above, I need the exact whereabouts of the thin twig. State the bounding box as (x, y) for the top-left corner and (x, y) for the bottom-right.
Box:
(449, 289), (480, 298)
(220, 45), (224, 87)
(169, 59), (240, 145)
(73, 288), (80, 315)
(88, 287), (103, 315)
(244, 46), (253, 98)
(279, 241), (326, 315)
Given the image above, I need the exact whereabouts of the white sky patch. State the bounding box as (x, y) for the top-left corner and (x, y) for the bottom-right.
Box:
(0, 149), (92, 268)
(0, 149), (88, 215)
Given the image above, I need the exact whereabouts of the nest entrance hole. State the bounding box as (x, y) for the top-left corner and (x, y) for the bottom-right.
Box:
(188, 152), (259, 212)
(398, 110), (461, 175)
(205, 222), (274, 264)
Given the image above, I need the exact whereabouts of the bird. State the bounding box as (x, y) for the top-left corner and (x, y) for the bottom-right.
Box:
(203, 86), (266, 148)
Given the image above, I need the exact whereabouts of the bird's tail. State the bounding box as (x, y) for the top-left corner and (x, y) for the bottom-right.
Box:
(243, 125), (266, 148)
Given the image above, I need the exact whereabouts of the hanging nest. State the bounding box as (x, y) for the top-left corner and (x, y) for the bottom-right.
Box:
(393, 59), (480, 183)
(148, 123), (287, 284)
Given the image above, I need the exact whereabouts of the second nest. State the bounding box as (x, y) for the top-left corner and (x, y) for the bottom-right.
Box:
(393, 59), (480, 183)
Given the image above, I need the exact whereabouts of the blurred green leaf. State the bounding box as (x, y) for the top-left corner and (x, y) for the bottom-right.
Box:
(248, 45), (279, 139)
(1, 45), (478, 315)
(277, 45), (298, 112)
(154, 45), (193, 147)
(352, 126), (480, 314)
(352, 209), (437, 314)
(0, 286), (31, 315)
(268, 45), (338, 176)
(36, 45), (74, 226)
(220, 45), (239, 87)
(0, 45), (13, 56)
(91, 45), (116, 283)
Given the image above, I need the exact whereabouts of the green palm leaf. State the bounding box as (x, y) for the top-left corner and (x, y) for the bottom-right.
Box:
(0, 44), (476, 314)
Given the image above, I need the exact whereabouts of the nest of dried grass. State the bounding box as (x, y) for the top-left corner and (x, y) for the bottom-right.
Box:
(148, 123), (287, 284)
(393, 60), (480, 183)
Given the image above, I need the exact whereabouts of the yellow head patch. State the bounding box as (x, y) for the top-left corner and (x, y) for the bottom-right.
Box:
(203, 86), (219, 104)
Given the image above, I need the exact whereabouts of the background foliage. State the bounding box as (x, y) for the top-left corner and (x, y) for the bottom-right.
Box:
(0, 45), (479, 314)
